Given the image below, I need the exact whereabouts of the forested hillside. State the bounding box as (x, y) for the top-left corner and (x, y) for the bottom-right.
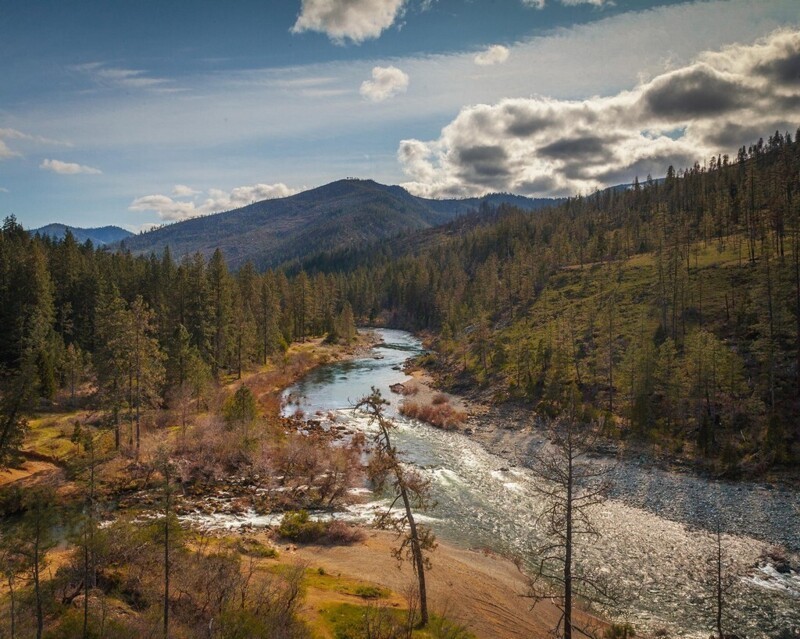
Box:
(1, 132), (798, 474)
(121, 178), (558, 270)
(303, 132), (800, 473)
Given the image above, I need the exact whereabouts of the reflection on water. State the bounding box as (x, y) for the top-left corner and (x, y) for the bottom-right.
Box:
(282, 329), (800, 638)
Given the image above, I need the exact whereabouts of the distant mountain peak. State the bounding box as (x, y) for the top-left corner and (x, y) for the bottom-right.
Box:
(30, 223), (133, 246)
(115, 178), (562, 269)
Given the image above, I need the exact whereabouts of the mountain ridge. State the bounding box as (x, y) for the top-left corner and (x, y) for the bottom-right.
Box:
(30, 223), (133, 246)
(120, 179), (560, 269)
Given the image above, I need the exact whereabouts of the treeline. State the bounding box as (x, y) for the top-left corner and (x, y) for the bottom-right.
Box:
(0, 224), (357, 462)
(304, 131), (800, 470)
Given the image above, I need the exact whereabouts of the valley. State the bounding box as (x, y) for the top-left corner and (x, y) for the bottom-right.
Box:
(2, 52), (800, 639)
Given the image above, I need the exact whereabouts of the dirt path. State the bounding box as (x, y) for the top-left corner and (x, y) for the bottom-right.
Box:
(0, 460), (60, 487)
(287, 530), (604, 639)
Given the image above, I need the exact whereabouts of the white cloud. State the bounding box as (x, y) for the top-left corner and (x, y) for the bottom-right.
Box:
(399, 29), (800, 198)
(292, 0), (407, 44)
(522, 0), (612, 7)
(7, 0), (797, 210)
(560, 0), (612, 5)
(130, 182), (299, 222)
(0, 127), (71, 160)
(0, 140), (19, 160)
(40, 159), (102, 175)
(72, 62), (169, 90)
(172, 184), (200, 197)
(0, 128), (71, 147)
(474, 45), (510, 66)
(360, 66), (409, 102)
(0, 187), (9, 193)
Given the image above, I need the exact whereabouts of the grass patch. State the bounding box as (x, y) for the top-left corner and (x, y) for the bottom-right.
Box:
(320, 603), (475, 639)
(353, 585), (389, 600)
(303, 569), (388, 599)
(24, 412), (85, 460)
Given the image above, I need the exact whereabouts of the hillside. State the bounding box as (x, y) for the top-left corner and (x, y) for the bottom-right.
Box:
(30, 223), (133, 245)
(120, 179), (558, 269)
(301, 134), (800, 474)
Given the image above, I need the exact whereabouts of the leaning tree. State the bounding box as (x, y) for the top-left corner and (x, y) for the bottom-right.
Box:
(356, 387), (437, 627)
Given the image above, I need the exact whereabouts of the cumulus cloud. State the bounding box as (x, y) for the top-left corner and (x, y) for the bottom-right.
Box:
(399, 29), (800, 199)
(292, 0), (406, 44)
(172, 184), (200, 197)
(130, 182), (298, 222)
(40, 159), (102, 175)
(360, 66), (410, 102)
(474, 45), (510, 66)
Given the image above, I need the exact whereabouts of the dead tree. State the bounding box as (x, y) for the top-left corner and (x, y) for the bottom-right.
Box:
(706, 520), (740, 639)
(526, 417), (614, 639)
(356, 387), (437, 627)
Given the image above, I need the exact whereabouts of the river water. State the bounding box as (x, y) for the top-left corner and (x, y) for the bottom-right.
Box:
(282, 329), (799, 638)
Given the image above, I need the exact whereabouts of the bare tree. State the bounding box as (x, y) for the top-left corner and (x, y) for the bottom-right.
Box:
(525, 416), (613, 639)
(705, 520), (740, 639)
(355, 387), (437, 627)
(154, 447), (178, 639)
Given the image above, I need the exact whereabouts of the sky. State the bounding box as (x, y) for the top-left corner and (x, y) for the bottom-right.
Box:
(1, 0), (799, 231)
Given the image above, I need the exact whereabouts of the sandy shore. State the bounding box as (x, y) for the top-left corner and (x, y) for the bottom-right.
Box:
(283, 529), (604, 639)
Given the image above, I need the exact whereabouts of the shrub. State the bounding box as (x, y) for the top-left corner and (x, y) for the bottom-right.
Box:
(324, 520), (366, 545)
(604, 623), (636, 639)
(277, 510), (327, 542)
(432, 393), (448, 405)
(277, 512), (366, 545)
(399, 399), (467, 430)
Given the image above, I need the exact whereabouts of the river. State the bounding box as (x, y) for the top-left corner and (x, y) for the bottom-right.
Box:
(282, 329), (799, 638)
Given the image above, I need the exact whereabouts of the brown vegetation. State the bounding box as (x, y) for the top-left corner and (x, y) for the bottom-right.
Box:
(400, 399), (467, 431)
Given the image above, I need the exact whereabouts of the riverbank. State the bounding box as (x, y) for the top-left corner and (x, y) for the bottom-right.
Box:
(402, 353), (800, 551)
(267, 528), (606, 639)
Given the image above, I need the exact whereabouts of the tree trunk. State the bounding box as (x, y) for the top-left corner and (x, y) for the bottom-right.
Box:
(564, 437), (573, 639)
(399, 483), (428, 627)
(8, 575), (16, 639)
(794, 226), (800, 395)
(34, 520), (43, 639)
(164, 475), (170, 639)
(135, 329), (141, 459)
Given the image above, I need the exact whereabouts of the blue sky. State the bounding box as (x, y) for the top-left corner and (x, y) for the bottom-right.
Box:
(1, 0), (799, 230)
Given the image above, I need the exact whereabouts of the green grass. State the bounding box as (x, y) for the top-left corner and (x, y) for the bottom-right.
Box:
(24, 412), (84, 460)
(320, 603), (475, 639)
(302, 567), (389, 599)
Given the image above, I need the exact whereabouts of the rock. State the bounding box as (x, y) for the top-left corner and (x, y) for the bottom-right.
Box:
(464, 428), (473, 435)
(389, 383), (406, 394)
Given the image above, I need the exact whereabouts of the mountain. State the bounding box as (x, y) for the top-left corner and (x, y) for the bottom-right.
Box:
(120, 179), (559, 269)
(31, 223), (133, 246)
